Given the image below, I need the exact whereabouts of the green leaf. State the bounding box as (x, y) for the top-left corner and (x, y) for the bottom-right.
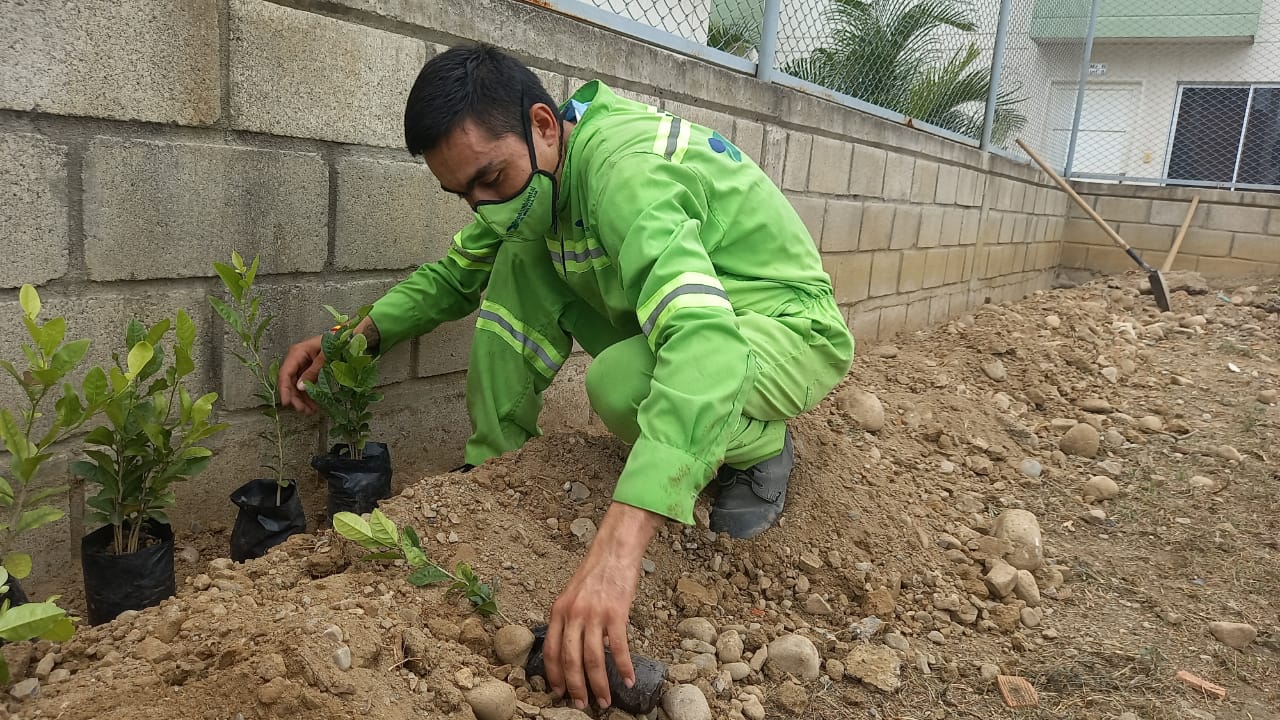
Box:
(16, 507), (63, 533)
(407, 564), (451, 587)
(126, 342), (154, 378)
(212, 263), (244, 303)
(231, 251), (246, 273)
(368, 509), (398, 548)
(359, 551), (403, 562)
(0, 567), (8, 589)
(26, 485), (68, 505)
(19, 285), (41, 319)
(208, 296), (245, 335)
(145, 318), (172, 346)
(83, 366), (109, 407)
(331, 512), (380, 549)
(176, 309), (196, 349)
(0, 476), (12, 505)
(0, 410), (30, 461)
(1, 653), (10, 685)
(0, 601), (69, 642)
(50, 339), (90, 374)
(400, 526), (428, 569)
(38, 316), (66, 358)
(43, 616), (75, 643)
(3, 553), (32, 580)
(54, 386), (84, 428)
(191, 392), (217, 425)
(125, 318), (146, 350)
(246, 254), (260, 285)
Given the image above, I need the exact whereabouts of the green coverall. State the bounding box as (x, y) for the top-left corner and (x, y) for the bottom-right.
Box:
(369, 81), (854, 525)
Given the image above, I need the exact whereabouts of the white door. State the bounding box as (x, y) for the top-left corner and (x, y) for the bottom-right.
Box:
(1045, 82), (1141, 176)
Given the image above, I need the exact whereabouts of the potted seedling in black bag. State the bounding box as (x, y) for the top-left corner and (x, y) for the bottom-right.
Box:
(73, 312), (227, 625)
(209, 252), (308, 562)
(304, 306), (391, 518)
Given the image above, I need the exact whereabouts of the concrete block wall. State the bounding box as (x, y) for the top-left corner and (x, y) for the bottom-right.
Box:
(1, 0), (1070, 584)
(1060, 183), (1280, 280)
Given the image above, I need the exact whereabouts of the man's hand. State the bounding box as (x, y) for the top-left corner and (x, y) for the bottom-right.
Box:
(278, 317), (381, 414)
(544, 502), (663, 709)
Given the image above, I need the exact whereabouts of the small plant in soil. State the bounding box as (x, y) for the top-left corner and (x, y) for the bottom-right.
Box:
(303, 305), (382, 459)
(0, 564), (74, 683)
(333, 509), (504, 619)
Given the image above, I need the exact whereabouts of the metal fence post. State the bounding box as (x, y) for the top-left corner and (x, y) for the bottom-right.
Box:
(756, 0), (782, 83)
(980, 0), (1014, 151)
(1063, 0), (1101, 177)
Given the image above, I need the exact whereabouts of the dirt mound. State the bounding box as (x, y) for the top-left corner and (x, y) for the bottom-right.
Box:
(7, 272), (1279, 720)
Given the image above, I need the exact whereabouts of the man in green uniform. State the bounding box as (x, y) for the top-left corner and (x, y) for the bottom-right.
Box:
(279, 45), (852, 710)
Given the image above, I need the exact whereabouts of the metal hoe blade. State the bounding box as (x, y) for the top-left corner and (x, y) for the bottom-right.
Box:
(1148, 269), (1171, 312)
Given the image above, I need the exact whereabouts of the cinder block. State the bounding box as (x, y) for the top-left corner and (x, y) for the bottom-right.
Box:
(858, 204), (895, 251)
(808, 135), (852, 195)
(0, 133), (68, 288)
(928, 295), (950, 325)
(788, 196), (826, 246)
(535, 70), (568, 101)
(849, 145), (887, 197)
(1197, 256), (1278, 279)
(1011, 215), (1029, 244)
(1085, 246), (1136, 274)
(1033, 186), (1050, 215)
(945, 247), (966, 284)
(1231, 233), (1280, 264)
(960, 209), (981, 245)
(821, 200), (863, 253)
(1204, 204), (1269, 234)
(1150, 199), (1200, 227)
(934, 164), (959, 205)
(923, 248), (948, 288)
(219, 277), (414, 409)
(978, 212), (1001, 246)
(1169, 252), (1199, 272)
(963, 246), (976, 279)
(975, 246), (992, 279)
(849, 308), (879, 345)
(1013, 244), (1028, 272)
(733, 118), (766, 163)
(760, 125), (787, 187)
(666, 101), (736, 138)
(418, 311), (475, 377)
(336, 157), (473, 271)
(1095, 196), (1152, 223)
(878, 304), (907, 340)
(998, 215), (1016, 244)
(1062, 218), (1116, 246)
(994, 178), (1013, 211)
(905, 299), (930, 331)
(1, 0), (220, 125)
(958, 170), (983, 207)
(918, 207), (944, 248)
(1059, 243), (1088, 268)
(882, 153), (915, 200)
(1116, 223), (1173, 252)
(827, 252), (873, 304)
(910, 161), (939, 204)
(939, 208), (964, 246)
(782, 132), (813, 191)
(0, 287), (213, 414)
(1179, 228), (1232, 257)
(1269, 209), (1280, 236)
(890, 206), (921, 250)
(1021, 184), (1036, 214)
(229, 0), (428, 147)
(869, 251), (900, 297)
(898, 250), (927, 292)
(1009, 183), (1026, 214)
(1069, 195), (1096, 218)
(83, 138), (327, 281)
(972, 175), (987, 207)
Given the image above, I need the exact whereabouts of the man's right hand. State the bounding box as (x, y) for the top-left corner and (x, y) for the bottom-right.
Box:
(278, 335), (324, 414)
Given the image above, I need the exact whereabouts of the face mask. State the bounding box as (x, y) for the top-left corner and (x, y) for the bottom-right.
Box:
(474, 98), (563, 244)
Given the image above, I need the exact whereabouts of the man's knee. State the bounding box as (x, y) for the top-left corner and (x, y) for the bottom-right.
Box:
(584, 336), (651, 442)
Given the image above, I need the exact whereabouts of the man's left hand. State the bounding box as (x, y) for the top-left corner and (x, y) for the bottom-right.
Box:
(544, 502), (663, 709)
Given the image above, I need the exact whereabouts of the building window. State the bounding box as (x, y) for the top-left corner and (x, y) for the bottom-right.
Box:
(1167, 84), (1280, 188)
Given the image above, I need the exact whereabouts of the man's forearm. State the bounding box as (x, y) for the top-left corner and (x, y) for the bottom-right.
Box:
(594, 502), (664, 566)
(355, 316), (381, 356)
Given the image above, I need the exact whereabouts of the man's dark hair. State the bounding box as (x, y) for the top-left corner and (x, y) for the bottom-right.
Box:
(404, 45), (555, 156)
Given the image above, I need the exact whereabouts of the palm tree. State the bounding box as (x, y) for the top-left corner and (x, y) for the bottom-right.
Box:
(783, 0), (1026, 143)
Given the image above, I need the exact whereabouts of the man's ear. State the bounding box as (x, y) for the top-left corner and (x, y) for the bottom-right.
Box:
(530, 102), (560, 144)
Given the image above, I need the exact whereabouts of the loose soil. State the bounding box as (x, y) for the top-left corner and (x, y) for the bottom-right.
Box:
(5, 271), (1278, 720)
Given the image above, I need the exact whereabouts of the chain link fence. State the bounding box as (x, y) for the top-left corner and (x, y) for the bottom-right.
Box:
(528, 0), (1280, 192)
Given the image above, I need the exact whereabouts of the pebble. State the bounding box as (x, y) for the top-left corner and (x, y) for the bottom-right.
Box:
(1101, 367), (1119, 383)
(568, 482), (590, 501)
(47, 669), (69, 684)
(1045, 315), (1061, 329)
(667, 664), (698, 683)
(803, 595), (833, 615)
(741, 695), (765, 720)
(676, 617), (718, 645)
(1136, 415), (1164, 432)
(178, 545), (200, 564)
(797, 552), (824, 572)
(765, 634), (820, 681)
(825, 658), (845, 681)
(870, 345), (899, 358)
(1215, 445), (1243, 463)
(1258, 389), (1278, 405)
(662, 684), (712, 720)
(1059, 420), (1102, 459)
(192, 573), (212, 591)
(1081, 508), (1108, 524)
(466, 679), (517, 720)
(991, 509), (1044, 571)
(984, 561), (1018, 597)
(322, 624), (344, 643)
(257, 677), (291, 705)
(1170, 375), (1193, 386)
(1189, 475), (1216, 491)
(843, 645), (902, 692)
(333, 646), (352, 671)
(1075, 398), (1113, 413)
(837, 388), (885, 432)
(34, 653), (56, 680)
(1013, 570), (1041, 607)
(1103, 428), (1126, 447)
(716, 630), (744, 663)
(495, 625), (535, 666)
(939, 460), (956, 474)
(1020, 607), (1043, 628)
(9, 678), (38, 700)
(1208, 621), (1257, 649)
(926, 631), (946, 644)
(723, 662), (751, 681)
(681, 638), (716, 654)
(981, 359), (1008, 382)
(570, 518), (596, 540)
(1042, 628), (1059, 639)
(1082, 475), (1120, 501)
(1018, 459), (1042, 478)
(883, 632), (909, 652)
(773, 680), (809, 714)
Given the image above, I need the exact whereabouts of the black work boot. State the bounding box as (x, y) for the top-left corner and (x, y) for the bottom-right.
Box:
(710, 429), (793, 539)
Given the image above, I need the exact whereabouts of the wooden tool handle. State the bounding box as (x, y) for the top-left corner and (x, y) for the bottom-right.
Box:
(1014, 138), (1132, 252)
(1161, 195), (1199, 272)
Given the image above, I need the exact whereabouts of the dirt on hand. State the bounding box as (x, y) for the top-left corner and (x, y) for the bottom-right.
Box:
(6, 272), (1279, 720)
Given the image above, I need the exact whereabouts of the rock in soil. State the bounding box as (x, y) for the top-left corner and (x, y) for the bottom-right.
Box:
(991, 509), (1044, 571)
(1259, 389), (1278, 404)
(984, 561), (1018, 598)
(465, 679), (516, 720)
(1208, 621), (1258, 649)
(676, 617), (718, 644)
(844, 645), (902, 692)
(716, 630), (744, 663)
(1082, 475), (1120, 501)
(1014, 570), (1041, 607)
(741, 694), (766, 720)
(661, 684), (712, 720)
(981, 358), (1008, 382)
(9, 678), (39, 700)
(836, 387), (885, 432)
(772, 680), (809, 714)
(723, 662), (751, 681)
(1215, 445), (1244, 463)
(494, 625), (535, 666)
(803, 595), (833, 615)
(1059, 422), (1100, 457)
(765, 634), (820, 680)
(979, 663), (1000, 682)
(459, 617), (492, 656)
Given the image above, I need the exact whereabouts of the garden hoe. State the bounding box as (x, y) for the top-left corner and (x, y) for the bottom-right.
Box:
(1015, 138), (1171, 312)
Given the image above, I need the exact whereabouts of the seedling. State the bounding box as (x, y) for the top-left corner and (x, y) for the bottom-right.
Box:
(0, 565), (74, 683)
(210, 252), (289, 504)
(303, 306), (382, 460)
(333, 509), (504, 620)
